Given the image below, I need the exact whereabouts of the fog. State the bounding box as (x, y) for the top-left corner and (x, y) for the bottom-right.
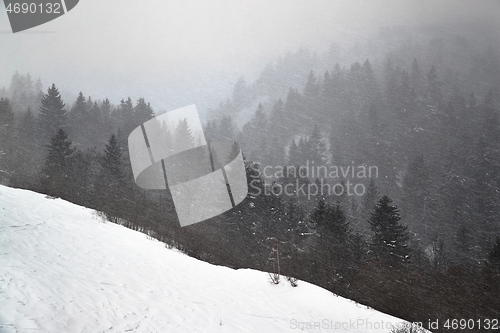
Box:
(1, 0), (499, 113)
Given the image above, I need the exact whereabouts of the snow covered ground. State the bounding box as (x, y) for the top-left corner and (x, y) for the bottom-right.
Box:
(0, 185), (418, 332)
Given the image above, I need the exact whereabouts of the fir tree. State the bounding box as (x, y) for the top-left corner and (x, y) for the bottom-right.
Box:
(38, 84), (67, 143)
(0, 98), (15, 177)
(325, 203), (350, 244)
(0, 97), (14, 130)
(287, 138), (299, 166)
(134, 98), (154, 125)
(115, 97), (135, 135)
(9, 108), (40, 185)
(410, 58), (423, 95)
(95, 134), (126, 217)
(219, 115), (235, 141)
(101, 134), (123, 180)
(304, 70), (319, 97)
(307, 125), (327, 165)
(427, 66), (442, 106)
(310, 198), (328, 232)
(402, 155), (435, 237)
(362, 178), (379, 221)
(100, 98), (113, 132)
(68, 92), (89, 146)
(369, 196), (411, 265)
(174, 118), (195, 152)
(42, 129), (74, 197)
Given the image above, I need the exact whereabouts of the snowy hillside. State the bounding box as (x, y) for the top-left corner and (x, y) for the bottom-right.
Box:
(0, 185), (417, 333)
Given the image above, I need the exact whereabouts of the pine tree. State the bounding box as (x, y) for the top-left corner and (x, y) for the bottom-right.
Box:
(225, 141), (240, 164)
(263, 133), (285, 167)
(307, 125), (327, 165)
(410, 58), (423, 95)
(0, 98), (14, 148)
(0, 98), (15, 178)
(9, 108), (41, 186)
(100, 98), (113, 133)
(101, 134), (123, 179)
(20, 108), (36, 138)
(0, 97), (14, 130)
(310, 198), (328, 232)
(232, 77), (251, 107)
(68, 92), (89, 146)
(38, 84), (67, 143)
(369, 196), (411, 265)
(87, 101), (107, 147)
(42, 129), (74, 197)
(115, 97), (135, 135)
(219, 115), (235, 141)
(383, 58), (400, 108)
(304, 70), (319, 97)
(204, 120), (218, 142)
(287, 138), (299, 166)
(362, 178), (379, 221)
(325, 203), (349, 244)
(174, 118), (195, 152)
(134, 98), (154, 125)
(427, 66), (442, 107)
(95, 134), (126, 217)
(361, 59), (379, 104)
(402, 155), (435, 237)
(296, 137), (308, 166)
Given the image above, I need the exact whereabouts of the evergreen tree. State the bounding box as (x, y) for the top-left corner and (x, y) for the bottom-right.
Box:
(325, 203), (350, 245)
(0, 97), (14, 130)
(115, 97), (135, 135)
(94, 134), (127, 217)
(100, 98), (114, 133)
(42, 129), (74, 197)
(369, 196), (411, 265)
(307, 125), (327, 165)
(101, 134), (123, 180)
(304, 70), (319, 97)
(0, 98), (15, 178)
(219, 115), (235, 141)
(264, 133), (285, 167)
(310, 198), (328, 232)
(174, 118), (195, 152)
(402, 155), (436, 238)
(9, 108), (41, 186)
(427, 66), (442, 107)
(362, 178), (379, 222)
(237, 103), (267, 162)
(38, 84), (67, 143)
(204, 119), (218, 142)
(383, 58), (400, 108)
(410, 58), (423, 95)
(134, 98), (154, 125)
(68, 92), (89, 146)
(86, 101), (107, 147)
(232, 77), (251, 108)
(283, 87), (303, 133)
(361, 59), (379, 104)
(287, 138), (299, 166)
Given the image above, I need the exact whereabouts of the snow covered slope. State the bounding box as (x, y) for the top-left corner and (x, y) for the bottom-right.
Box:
(0, 185), (416, 333)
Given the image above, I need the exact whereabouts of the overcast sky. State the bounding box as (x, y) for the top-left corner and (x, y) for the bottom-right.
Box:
(1, 0), (499, 114)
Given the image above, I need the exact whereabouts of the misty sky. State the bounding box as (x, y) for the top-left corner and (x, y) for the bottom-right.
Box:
(1, 0), (499, 115)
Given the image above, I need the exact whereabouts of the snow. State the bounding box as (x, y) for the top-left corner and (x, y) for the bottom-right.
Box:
(0, 185), (417, 332)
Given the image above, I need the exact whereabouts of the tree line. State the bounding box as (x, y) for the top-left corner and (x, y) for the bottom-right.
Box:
(1, 37), (500, 330)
